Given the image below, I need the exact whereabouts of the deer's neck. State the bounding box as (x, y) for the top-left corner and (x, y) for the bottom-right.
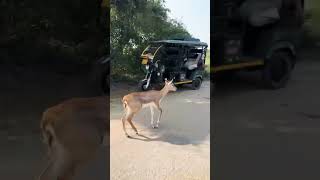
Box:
(160, 87), (169, 98)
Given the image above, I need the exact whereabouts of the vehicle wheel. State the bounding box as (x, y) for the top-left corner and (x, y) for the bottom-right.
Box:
(262, 52), (293, 89)
(138, 79), (150, 91)
(191, 77), (202, 90)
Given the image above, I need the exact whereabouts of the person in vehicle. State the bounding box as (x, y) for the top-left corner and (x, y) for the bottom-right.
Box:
(184, 53), (203, 70)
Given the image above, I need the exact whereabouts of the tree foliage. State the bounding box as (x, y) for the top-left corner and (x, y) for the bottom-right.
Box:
(110, 0), (191, 79)
(0, 0), (109, 67)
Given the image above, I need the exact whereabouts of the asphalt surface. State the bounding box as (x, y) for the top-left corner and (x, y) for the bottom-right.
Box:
(110, 81), (210, 180)
(213, 49), (320, 180)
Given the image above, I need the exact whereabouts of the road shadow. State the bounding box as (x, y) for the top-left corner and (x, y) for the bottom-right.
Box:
(124, 130), (198, 145)
(213, 71), (264, 98)
(126, 133), (155, 141)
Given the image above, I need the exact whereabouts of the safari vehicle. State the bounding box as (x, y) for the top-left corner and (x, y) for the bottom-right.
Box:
(213, 0), (304, 89)
(138, 39), (208, 91)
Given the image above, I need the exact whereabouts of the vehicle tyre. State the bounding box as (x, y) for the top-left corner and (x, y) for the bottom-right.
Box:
(191, 77), (202, 90)
(138, 79), (150, 91)
(262, 51), (293, 89)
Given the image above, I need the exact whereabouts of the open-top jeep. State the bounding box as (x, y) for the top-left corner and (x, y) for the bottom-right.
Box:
(138, 38), (208, 91)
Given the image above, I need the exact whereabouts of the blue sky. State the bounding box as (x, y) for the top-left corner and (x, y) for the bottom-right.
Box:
(165, 0), (210, 48)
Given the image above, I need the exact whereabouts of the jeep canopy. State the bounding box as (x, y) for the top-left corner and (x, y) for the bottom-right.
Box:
(151, 40), (208, 47)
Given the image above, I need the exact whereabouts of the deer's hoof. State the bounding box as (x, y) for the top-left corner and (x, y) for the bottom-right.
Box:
(136, 132), (139, 135)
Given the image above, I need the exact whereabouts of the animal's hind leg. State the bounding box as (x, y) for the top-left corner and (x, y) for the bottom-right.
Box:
(39, 141), (74, 180)
(155, 103), (163, 128)
(38, 158), (54, 180)
(53, 149), (75, 180)
(150, 106), (155, 128)
(127, 113), (138, 135)
(57, 162), (76, 180)
(121, 110), (129, 137)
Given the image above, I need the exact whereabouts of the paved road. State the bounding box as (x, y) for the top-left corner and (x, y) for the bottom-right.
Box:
(213, 49), (320, 180)
(110, 81), (210, 180)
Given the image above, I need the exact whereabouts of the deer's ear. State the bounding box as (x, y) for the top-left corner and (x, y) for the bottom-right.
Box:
(164, 78), (168, 83)
(169, 79), (173, 84)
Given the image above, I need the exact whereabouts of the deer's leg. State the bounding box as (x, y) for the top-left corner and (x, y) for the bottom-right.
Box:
(54, 150), (76, 180)
(155, 103), (163, 128)
(38, 158), (54, 180)
(150, 106), (155, 128)
(127, 113), (139, 135)
(57, 162), (76, 180)
(39, 135), (60, 180)
(39, 140), (74, 180)
(121, 109), (130, 137)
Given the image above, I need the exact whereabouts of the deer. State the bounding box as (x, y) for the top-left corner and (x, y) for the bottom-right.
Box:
(38, 96), (109, 180)
(121, 79), (177, 137)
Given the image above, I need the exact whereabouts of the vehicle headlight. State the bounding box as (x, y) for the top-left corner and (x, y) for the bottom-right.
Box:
(146, 65), (149, 70)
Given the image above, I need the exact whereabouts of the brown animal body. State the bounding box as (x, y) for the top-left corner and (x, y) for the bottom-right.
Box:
(121, 80), (176, 137)
(39, 96), (109, 180)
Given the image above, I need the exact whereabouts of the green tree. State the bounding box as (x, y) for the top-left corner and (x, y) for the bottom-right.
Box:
(110, 0), (191, 80)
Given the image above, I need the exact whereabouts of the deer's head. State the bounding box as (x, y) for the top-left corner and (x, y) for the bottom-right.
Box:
(164, 79), (177, 92)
